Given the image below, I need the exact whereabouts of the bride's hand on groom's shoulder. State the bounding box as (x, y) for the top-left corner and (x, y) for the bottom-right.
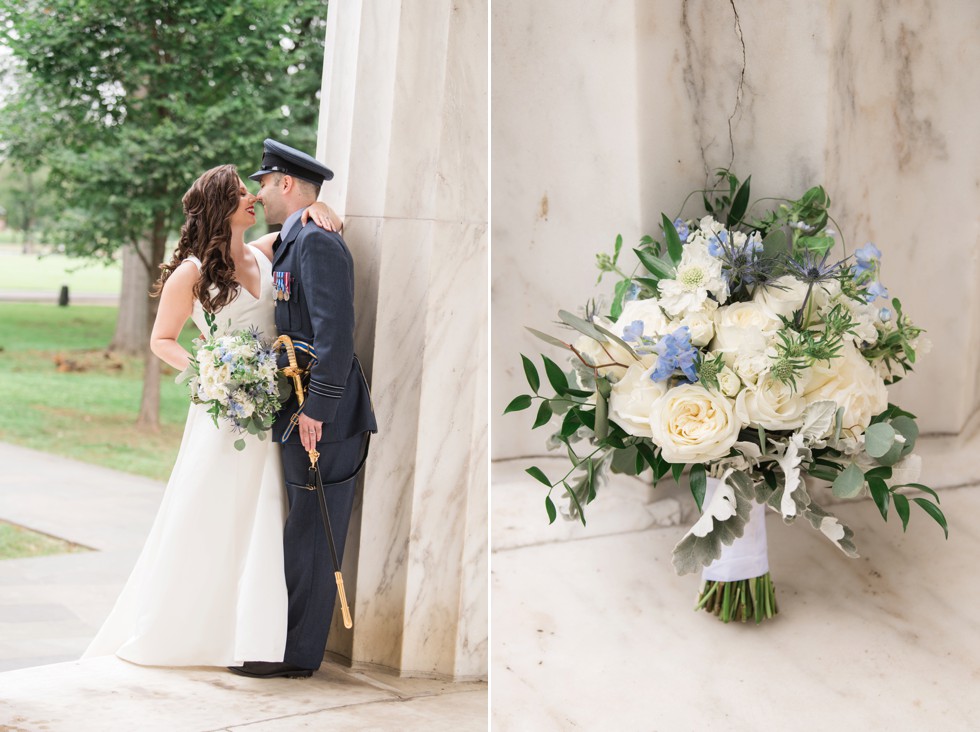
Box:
(301, 201), (343, 233)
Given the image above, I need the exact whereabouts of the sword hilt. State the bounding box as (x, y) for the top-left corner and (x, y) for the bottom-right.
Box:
(335, 571), (353, 629)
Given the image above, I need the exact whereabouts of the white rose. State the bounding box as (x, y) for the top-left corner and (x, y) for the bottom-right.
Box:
(717, 366), (742, 398)
(608, 362), (668, 438)
(648, 384), (742, 464)
(754, 276), (809, 319)
(676, 310), (715, 347)
(731, 352), (771, 385)
(804, 342), (888, 433)
(734, 374), (809, 431)
(711, 301), (782, 359)
(615, 297), (673, 341)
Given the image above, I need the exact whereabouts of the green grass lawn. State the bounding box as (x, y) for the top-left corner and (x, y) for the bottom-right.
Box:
(0, 520), (89, 560)
(0, 302), (198, 480)
(0, 245), (121, 294)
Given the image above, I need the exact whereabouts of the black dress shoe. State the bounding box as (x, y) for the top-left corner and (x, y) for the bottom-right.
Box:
(227, 661), (315, 679)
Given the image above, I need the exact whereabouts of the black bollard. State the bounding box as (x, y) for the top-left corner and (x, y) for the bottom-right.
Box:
(58, 285), (69, 307)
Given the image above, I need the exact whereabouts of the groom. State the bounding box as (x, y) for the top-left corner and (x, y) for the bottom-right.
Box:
(232, 139), (377, 679)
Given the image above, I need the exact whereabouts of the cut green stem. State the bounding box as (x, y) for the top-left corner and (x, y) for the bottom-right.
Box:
(695, 572), (778, 624)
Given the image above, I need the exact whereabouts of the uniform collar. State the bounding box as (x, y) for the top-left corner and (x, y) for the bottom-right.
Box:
(279, 208), (305, 244)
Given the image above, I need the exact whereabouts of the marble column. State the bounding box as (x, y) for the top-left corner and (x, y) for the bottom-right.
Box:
(316, 0), (488, 680)
(492, 0), (980, 488)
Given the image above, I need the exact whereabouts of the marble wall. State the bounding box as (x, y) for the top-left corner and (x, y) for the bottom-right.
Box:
(492, 0), (980, 482)
(316, 0), (488, 680)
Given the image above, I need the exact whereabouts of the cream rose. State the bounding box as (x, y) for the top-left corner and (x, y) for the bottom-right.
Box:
(676, 309), (715, 347)
(734, 374), (809, 431)
(615, 297), (672, 341)
(648, 384), (742, 463)
(804, 342), (888, 433)
(717, 366), (742, 398)
(730, 352), (771, 385)
(711, 301), (782, 360)
(608, 363), (667, 438)
(753, 275), (809, 319)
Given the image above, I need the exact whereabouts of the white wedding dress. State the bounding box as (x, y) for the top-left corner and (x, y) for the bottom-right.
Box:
(84, 245), (288, 666)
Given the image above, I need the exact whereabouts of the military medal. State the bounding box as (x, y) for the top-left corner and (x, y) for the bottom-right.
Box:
(284, 272), (290, 301)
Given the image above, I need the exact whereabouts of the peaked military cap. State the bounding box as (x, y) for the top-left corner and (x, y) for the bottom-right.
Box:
(249, 138), (334, 185)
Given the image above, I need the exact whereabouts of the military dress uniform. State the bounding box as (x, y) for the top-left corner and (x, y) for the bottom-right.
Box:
(250, 141), (377, 672)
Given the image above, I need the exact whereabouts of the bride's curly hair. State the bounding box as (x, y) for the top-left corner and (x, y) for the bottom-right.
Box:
(152, 164), (244, 313)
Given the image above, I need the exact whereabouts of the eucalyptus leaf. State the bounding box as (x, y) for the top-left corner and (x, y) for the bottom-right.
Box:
(595, 389), (609, 440)
(864, 422), (897, 459)
(890, 415), (919, 456)
(557, 309), (608, 342)
(233, 438), (247, 451)
(832, 463), (865, 499)
(525, 327), (570, 350)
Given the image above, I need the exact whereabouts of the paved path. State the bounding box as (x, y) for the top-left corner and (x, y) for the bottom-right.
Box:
(0, 289), (118, 305)
(0, 444), (487, 729)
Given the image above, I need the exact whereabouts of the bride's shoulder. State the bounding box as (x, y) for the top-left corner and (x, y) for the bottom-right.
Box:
(163, 258), (201, 292)
(248, 232), (278, 262)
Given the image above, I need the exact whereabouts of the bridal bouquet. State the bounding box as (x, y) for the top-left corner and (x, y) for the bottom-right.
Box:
(507, 171), (947, 623)
(182, 312), (283, 451)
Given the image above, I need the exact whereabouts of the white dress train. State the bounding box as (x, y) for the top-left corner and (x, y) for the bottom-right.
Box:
(84, 245), (288, 666)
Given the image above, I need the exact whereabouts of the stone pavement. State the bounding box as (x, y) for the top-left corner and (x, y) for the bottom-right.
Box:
(491, 458), (980, 731)
(0, 443), (487, 730)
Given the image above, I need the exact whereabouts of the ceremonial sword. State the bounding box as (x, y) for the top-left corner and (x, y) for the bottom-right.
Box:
(274, 334), (353, 629)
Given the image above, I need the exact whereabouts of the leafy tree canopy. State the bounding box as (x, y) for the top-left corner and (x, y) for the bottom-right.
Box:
(0, 0), (326, 260)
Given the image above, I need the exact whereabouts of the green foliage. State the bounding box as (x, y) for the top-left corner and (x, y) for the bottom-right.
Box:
(0, 303), (194, 479)
(0, 0), (327, 260)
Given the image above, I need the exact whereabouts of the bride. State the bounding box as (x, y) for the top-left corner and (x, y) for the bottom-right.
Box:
(83, 164), (338, 666)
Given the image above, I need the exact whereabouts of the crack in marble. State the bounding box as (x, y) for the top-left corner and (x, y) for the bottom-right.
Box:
(726, 0), (746, 172)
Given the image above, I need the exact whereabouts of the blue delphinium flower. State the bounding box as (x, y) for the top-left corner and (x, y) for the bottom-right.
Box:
(879, 307), (892, 322)
(865, 281), (889, 302)
(622, 319), (644, 342)
(221, 351), (235, 364)
(707, 229), (729, 257)
(853, 242), (882, 274)
(651, 326), (699, 383)
(673, 218), (690, 241)
(624, 282), (641, 304)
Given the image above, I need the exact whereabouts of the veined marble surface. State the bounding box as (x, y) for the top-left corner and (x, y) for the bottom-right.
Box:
(491, 460), (980, 730)
(492, 0), (980, 460)
(318, 0), (488, 679)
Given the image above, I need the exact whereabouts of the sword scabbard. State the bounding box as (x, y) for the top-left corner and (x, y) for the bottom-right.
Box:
(335, 571), (353, 629)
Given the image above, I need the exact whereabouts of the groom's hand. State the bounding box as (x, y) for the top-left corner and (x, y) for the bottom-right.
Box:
(298, 414), (323, 451)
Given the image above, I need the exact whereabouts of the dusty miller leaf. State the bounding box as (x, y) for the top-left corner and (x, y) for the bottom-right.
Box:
(671, 471), (754, 575)
(803, 502), (859, 557)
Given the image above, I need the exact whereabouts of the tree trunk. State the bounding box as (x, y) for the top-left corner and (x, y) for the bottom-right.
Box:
(135, 211), (170, 431)
(108, 243), (151, 354)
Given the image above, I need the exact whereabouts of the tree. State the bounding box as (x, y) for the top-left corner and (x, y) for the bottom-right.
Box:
(0, 0), (326, 429)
